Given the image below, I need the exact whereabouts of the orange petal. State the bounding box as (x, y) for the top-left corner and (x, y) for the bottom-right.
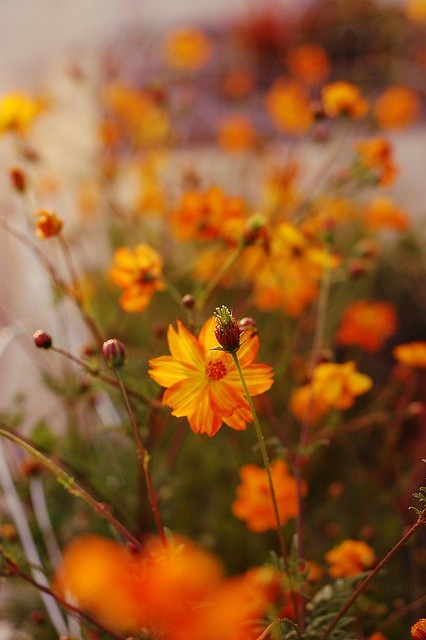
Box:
(167, 321), (204, 368)
(163, 377), (207, 416)
(148, 355), (197, 388)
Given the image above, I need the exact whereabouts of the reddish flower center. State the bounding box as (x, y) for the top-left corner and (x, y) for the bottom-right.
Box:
(206, 359), (227, 380)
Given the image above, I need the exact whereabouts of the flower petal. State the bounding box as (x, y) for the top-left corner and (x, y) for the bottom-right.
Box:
(167, 321), (205, 369)
(225, 363), (274, 396)
(188, 396), (223, 436)
(208, 380), (245, 416)
(163, 376), (208, 416)
(148, 356), (197, 388)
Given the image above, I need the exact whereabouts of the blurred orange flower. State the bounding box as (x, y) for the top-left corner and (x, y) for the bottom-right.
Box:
(362, 196), (410, 231)
(265, 77), (314, 134)
(411, 618), (426, 640)
(148, 316), (273, 436)
(232, 459), (306, 532)
(56, 534), (275, 639)
(325, 539), (376, 577)
(393, 341), (426, 368)
(0, 92), (44, 135)
(354, 137), (398, 186)
(286, 44), (330, 86)
(171, 186), (246, 243)
(336, 299), (398, 351)
(290, 361), (373, 422)
(163, 26), (213, 71)
(109, 243), (165, 312)
(218, 114), (256, 151)
(373, 85), (420, 129)
(321, 81), (368, 119)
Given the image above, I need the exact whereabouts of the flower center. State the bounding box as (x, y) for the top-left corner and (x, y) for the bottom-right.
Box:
(206, 359), (227, 380)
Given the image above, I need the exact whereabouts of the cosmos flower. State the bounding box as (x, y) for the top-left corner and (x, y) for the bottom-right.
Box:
(325, 539), (376, 577)
(148, 316), (273, 436)
(336, 299), (398, 352)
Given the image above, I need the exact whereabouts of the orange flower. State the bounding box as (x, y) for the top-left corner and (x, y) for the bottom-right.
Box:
(265, 77), (314, 134)
(109, 243), (165, 312)
(218, 115), (256, 151)
(148, 316), (274, 436)
(290, 361), (373, 422)
(163, 26), (213, 71)
(35, 210), (63, 238)
(220, 68), (255, 99)
(336, 299), (398, 351)
(393, 341), (426, 368)
(171, 187), (246, 243)
(0, 92), (44, 135)
(325, 539), (376, 577)
(411, 618), (426, 640)
(353, 137), (397, 186)
(321, 81), (368, 119)
(232, 459), (306, 532)
(362, 196), (410, 232)
(56, 534), (275, 639)
(373, 85), (420, 129)
(286, 44), (330, 86)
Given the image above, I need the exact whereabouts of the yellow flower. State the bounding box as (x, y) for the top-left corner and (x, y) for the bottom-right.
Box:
(407, 0), (426, 21)
(163, 27), (213, 71)
(148, 317), (274, 436)
(321, 81), (368, 119)
(393, 342), (426, 369)
(0, 92), (43, 135)
(265, 77), (314, 134)
(373, 84), (420, 129)
(325, 539), (376, 577)
(232, 459), (306, 532)
(109, 243), (165, 312)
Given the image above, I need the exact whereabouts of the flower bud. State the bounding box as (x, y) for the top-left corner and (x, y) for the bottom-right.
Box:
(9, 166), (27, 192)
(181, 293), (196, 309)
(35, 210), (63, 238)
(411, 619), (426, 640)
(213, 306), (241, 353)
(238, 317), (257, 334)
(33, 330), (52, 349)
(102, 339), (127, 369)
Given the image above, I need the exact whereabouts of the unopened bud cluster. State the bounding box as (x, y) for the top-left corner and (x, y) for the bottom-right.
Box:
(213, 306), (242, 353)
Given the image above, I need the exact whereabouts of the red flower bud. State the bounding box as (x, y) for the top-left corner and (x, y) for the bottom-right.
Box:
(102, 339), (127, 369)
(33, 330), (52, 349)
(213, 306), (241, 353)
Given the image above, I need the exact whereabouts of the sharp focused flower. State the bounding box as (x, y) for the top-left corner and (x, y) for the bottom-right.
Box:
(321, 81), (368, 119)
(373, 85), (420, 129)
(232, 459), (306, 532)
(325, 539), (376, 577)
(336, 299), (398, 352)
(148, 316), (274, 436)
(393, 341), (426, 369)
(411, 618), (426, 640)
(109, 243), (165, 312)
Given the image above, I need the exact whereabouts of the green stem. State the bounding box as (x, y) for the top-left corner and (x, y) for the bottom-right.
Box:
(255, 617), (302, 640)
(321, 508), (426, 640)
(230, 353), (288, 564)
(114, 371), (168, 548)
(0, 428), (142, 551)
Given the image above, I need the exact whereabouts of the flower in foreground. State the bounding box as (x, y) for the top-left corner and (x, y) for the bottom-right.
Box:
(109, 243), (165, 312)
(148, 316), (274, 436)
(232, 459), (306, 532)
(55, 534), (276, 639)
(411, 618), (426, 640)
(325, 539), (376, 577)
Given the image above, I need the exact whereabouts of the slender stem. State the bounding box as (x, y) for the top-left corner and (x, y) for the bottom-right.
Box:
(321, 509), (426, 640)
(114, 370), (168, 548)
(51, 346), (158, 407)
(196, 244), (244, 312)
(1, 556), (126, 640)
(230, 353), (289, 565)
(0, 428), (142, 551)
(255, 617), (302, 640)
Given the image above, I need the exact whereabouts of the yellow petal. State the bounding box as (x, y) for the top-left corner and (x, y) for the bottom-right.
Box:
(148, 356), (197, 387)
(167, 321), (204, 368)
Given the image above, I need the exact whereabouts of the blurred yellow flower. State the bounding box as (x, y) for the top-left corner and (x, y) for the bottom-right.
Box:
(0, 92), (43, 135)
(109, 243), (165, 312)
(373, 85), (420, 129)
(218, 114), (256, 151)
(406, 0), (426, 22)
(265, 77), (314, 134)
(393, 342), (426, 369)
(325, 539), (376, 577)
(232, 459), (306, 532)
(148, 316), (274, 436)
(286, 43), (330, 86)
(163, 26), (213, 71)
(321, 81), (368, 119)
